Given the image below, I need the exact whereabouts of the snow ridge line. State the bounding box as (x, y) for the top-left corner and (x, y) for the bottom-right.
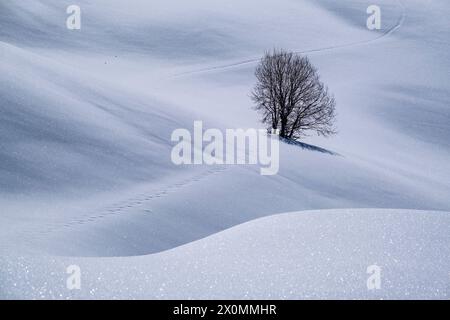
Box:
(173, 0), (406, 78)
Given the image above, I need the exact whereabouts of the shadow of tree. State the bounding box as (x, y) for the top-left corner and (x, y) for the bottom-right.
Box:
(280, 137), (339, 156)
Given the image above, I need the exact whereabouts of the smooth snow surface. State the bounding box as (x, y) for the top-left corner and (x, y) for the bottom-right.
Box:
(0, 0), (449, 299)
(1, 209), (450, 299)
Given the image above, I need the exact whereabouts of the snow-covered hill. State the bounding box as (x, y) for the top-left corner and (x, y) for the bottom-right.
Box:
(0, 0), (449, 298)
(1, 209), (449, 299)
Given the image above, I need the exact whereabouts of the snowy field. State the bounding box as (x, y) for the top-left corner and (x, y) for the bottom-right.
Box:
(0, 0), (449, 299)
(2, 209), (450, 299)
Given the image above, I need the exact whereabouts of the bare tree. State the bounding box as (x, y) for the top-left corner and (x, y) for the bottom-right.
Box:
(252, 49), (336, 140)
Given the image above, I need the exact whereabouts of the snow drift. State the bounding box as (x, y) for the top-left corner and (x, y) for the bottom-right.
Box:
(1, 209), (449, 299)
(0, 0), (449, 299)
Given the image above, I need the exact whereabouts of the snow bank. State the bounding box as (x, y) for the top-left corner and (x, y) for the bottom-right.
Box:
(1, 0), (449, 299)
(1, 209), (449, 299)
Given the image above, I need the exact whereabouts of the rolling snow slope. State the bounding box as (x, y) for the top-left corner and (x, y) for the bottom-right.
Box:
(1, 209), (450, 299)
(0, 0), (449, 298)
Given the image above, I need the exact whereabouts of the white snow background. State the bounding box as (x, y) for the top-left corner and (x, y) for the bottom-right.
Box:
(0, 0), (449, 299)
